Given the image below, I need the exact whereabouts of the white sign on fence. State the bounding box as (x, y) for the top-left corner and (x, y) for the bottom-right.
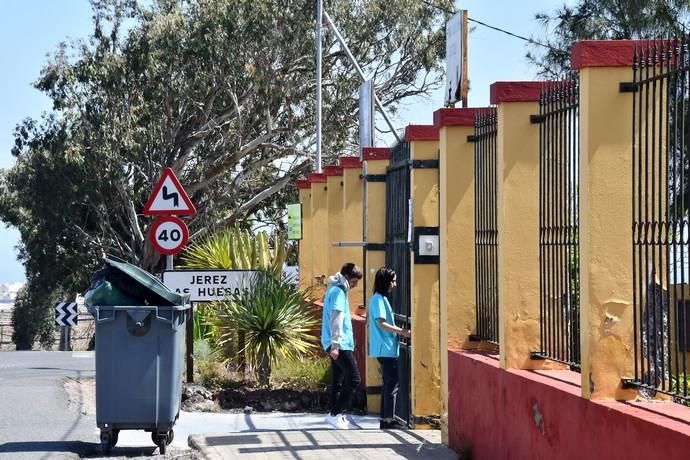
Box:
(162, 270), (257, 302)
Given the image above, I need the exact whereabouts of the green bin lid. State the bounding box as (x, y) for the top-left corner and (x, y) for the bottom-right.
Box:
(103, 254), (189, 306)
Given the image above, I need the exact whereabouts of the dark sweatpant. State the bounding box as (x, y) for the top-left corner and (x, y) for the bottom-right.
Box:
(377, 357), (399, 419)
(329, 349), (361, 415)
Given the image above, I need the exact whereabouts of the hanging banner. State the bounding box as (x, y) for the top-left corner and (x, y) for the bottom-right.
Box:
(287, 203), (302, 240)
(445, 10), (468, 106)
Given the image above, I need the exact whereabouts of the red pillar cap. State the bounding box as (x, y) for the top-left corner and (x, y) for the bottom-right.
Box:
(571, 40), (640, 70)
(490, 81), (544, 104)
(324, 165), (343, 176)
(296, 178), (310, 189)
(339, 156), (362, 169)
(308, 173), (327, 183)
(433, 108), (481, 128)
(362, 147), (391, 161)
(405, 124), (439, 141)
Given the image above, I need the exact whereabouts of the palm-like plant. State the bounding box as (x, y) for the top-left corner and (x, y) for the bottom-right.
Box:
(216, 271), (317, 386)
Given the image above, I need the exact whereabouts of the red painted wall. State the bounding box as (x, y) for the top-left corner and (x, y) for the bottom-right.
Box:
(448, 350), (690, 460)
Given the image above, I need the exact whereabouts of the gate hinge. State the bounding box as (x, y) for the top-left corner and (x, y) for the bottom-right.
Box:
(619, 82), (639, 93)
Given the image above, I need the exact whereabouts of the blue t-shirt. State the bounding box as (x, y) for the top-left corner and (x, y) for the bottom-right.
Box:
(321, 284), (354, 351)
(368, 293), (399, 358)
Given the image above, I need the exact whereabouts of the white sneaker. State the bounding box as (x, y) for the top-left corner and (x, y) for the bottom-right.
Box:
(325, 413), (352, 430)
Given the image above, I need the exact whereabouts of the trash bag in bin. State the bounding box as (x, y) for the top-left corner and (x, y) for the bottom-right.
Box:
(85, 254), (187, 307)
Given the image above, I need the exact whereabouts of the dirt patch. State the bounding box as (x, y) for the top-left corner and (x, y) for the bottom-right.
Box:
(213, 386), (331, 413)
(63, 378), (341, 416)
(64, 376), (96, 416)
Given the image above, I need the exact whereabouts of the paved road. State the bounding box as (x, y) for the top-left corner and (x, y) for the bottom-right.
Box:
(0, 351), (98, 460)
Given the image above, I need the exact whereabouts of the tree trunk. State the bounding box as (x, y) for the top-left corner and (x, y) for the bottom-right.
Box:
(257, 348), (270, 387)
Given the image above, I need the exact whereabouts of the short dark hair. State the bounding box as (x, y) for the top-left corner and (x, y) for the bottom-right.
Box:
(340, 262), (363, 280)
(373, 267), (396, 296)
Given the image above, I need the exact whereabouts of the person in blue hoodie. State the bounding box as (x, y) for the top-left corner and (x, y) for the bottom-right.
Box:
(368, 267), (410, 429)
(321, 262), (363, 430)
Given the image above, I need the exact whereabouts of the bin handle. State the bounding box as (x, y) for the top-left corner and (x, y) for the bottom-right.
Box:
(95, 306), (116, 324)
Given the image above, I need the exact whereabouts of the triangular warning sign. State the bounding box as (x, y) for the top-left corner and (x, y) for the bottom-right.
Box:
(143, 167), (197, 216)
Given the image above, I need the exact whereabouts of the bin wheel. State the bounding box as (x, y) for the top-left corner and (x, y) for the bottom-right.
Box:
(100, 431), (114, 456)
(111, 429), (119, 447)
(151, 432), (171, 454)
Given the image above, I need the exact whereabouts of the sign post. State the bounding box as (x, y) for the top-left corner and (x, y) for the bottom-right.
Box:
(144, 167), (197, 382)
(445, 10), (468, 107)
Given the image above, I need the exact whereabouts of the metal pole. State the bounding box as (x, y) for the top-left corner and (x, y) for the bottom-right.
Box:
(166, 254), (173, 270)
(322, 10), (401, 143)
(315, 0), (323, 173)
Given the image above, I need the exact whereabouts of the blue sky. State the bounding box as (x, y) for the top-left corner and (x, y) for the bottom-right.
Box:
(0, 0), (568, 283)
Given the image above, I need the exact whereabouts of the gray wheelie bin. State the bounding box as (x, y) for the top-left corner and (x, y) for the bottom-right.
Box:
(85, 255), (190, 455)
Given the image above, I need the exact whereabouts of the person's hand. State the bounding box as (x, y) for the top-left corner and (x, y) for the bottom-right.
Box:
(329, 348), (340, 360)
(400, 329), (411, 339)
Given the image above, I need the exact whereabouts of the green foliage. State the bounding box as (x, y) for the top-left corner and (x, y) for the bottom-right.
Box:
(0, 0), (452, 347)
(215, 271), (317, 386)
(180, 227), (287, 278)
(11, 284), (58, 350)
(192, 303), (218, 343)
(529, 0), (690, 77)
(271, 357), (331, 390)
(671, 373), (690, 406)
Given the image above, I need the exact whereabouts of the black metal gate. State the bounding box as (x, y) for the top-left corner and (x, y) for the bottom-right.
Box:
(385, 140), (412, 425)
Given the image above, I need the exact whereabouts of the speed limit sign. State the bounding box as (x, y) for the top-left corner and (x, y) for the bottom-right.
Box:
(149, 216), (189, 255)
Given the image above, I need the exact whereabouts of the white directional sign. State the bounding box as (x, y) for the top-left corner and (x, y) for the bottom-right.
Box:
(55, 302), (78, 326)
(143, 167), (197, 216)
(150, 216), (189, 255)
(162, 270), (258, 302)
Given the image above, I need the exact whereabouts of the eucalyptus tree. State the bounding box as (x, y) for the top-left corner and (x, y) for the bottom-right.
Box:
(528, 0), (690, 77)
(0, 0), (453, 345)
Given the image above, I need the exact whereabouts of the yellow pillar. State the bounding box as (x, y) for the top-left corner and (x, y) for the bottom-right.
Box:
(491, 82), (544, 370)
(296, 179), (312, 292)
(363, 147), (391, 413)
(325, 165), (344, 283)
(309, 172), (329, 300)
(407, 125), (441, 427)
(573, 41), (637, 400)
(435, 107), (479, 443)
(340, 156), (365, 315)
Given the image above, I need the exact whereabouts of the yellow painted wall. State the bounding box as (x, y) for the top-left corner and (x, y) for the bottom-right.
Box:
(496, 101), (543, 370)
(579, 66), (637, 400)
(326, 173), (344, 280)
(342, 166), (365, 314)
(298, 187), (312, 292)
(409, 138), (441, 424)
(310, 177), (329, 301)
(364, 156), (389, 413)
(439, 122), (476, 442)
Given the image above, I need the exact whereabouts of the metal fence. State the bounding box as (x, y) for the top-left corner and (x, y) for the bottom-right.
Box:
(532, 79), (581, 369)
(385, 140), (413, 425)
(624, 38), (690, 402)
(470, 108), (499, 343)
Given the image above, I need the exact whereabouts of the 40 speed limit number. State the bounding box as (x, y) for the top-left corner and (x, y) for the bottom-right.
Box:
(149, 216), (190, 255)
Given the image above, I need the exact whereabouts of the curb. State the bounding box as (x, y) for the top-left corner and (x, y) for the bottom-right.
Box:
(187, 434), (213, 460)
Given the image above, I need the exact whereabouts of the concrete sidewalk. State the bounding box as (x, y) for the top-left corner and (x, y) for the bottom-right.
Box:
(113, 411), (457, 459)
(189, 428), (457, 460)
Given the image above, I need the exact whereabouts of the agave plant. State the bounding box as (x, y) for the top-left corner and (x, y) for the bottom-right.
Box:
(180, 227), (287, 278)
(216, 270), (317, 386)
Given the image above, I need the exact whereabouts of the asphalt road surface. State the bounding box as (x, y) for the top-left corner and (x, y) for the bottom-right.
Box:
(0, 351), (200, 460)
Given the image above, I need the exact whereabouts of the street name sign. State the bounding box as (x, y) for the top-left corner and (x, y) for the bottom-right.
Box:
(162, 270), (258, 302)
(143, 167), (197, 216)
(55, 302), (78, 326)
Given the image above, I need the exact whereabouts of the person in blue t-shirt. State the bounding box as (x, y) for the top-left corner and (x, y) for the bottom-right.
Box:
(368, 267), (411, 429)
(321, 262), (363, 430)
